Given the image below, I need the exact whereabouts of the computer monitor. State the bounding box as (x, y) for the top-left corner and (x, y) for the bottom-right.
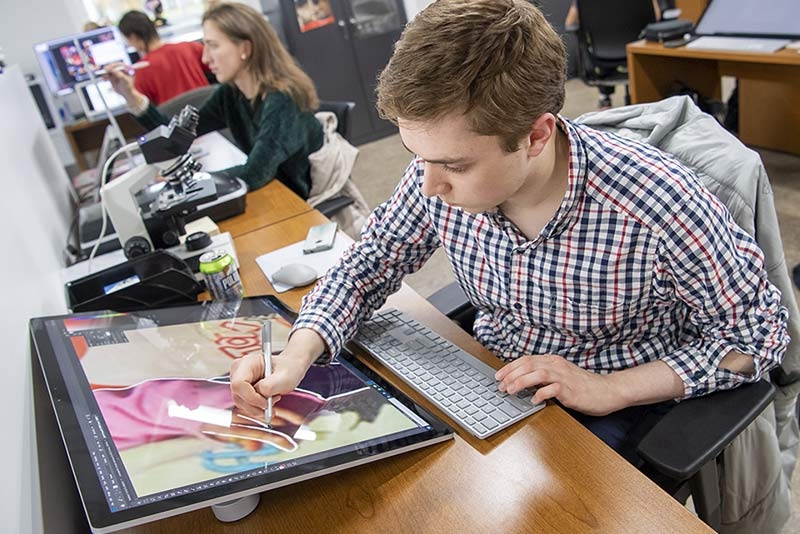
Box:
(695, 0), (800, 39)
(30, 296), (452, 533)
(33, 26), (132, 97)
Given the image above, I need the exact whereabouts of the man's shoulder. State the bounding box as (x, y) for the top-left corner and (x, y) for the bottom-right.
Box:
(569, 121), (707, 228)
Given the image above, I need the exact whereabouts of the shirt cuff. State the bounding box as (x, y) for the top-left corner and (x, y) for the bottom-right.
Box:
(130, 95), (150, 116)
(291, 309), (345, 366)
(662, 338), (763, 398)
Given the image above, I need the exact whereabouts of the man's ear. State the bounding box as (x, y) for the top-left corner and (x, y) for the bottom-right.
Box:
(525, 113), (557, 157)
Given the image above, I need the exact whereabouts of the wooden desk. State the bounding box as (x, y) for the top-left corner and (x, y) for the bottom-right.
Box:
(674, 0), (708, 24)
(63, 113), (146, 171)
(217, 181), (313, 238)
(120, 210), (710, 533)
(626, 39), (800, 155)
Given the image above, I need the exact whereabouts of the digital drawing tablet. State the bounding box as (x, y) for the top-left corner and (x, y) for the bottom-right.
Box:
(30, 296), (453, 532)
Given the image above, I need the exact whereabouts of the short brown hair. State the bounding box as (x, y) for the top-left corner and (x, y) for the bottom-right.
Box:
(376, 0), (566, 152)
(203, 2), (318, 110)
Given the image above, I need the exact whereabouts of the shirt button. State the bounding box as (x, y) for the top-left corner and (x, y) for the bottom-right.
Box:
(514, 302), (523, 310)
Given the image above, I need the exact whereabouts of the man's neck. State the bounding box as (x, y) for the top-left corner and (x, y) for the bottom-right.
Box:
(501, 127), (570, 226)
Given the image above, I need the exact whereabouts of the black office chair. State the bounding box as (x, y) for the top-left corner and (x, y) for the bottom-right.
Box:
(319, 100), (355, 140)
(156, 84), (217, 117)
(156, 84), (238, 146)
(426, 282), (777, 530)
(313, 100), (358, 218)
(569, 0), (658, 108)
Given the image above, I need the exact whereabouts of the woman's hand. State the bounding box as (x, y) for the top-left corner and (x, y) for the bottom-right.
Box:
(103, 62), (144, 108)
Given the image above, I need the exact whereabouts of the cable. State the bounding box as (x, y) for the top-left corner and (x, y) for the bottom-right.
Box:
(74, 38), (130, 161)
(86, 141), (139, 273)
(62, 210), (81, 266)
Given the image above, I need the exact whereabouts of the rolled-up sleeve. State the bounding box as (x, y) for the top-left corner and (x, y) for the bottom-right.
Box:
(656, 190), (789, 398)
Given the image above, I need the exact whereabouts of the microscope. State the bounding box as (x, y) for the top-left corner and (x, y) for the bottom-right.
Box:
(101, 106), (218, 259)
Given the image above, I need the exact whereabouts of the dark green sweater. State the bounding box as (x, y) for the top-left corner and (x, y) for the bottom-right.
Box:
(138, 86), (323, 198)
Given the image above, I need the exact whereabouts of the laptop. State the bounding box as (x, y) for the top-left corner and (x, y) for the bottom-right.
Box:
(677, 0), (799, 52)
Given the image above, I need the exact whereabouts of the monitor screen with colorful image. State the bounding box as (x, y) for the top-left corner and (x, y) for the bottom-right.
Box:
(33, 26), (132, 96)
(30, 296), (452, 533)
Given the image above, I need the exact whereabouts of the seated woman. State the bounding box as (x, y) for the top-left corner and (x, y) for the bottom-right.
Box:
(107, 2), (323, 198)
(117, 10), (211, 105)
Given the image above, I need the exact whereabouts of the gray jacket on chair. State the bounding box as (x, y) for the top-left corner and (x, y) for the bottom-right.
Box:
(576, 96), (799, 534)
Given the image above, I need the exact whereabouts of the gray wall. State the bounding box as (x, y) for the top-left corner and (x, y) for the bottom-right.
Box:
(0, 65), (74, 534)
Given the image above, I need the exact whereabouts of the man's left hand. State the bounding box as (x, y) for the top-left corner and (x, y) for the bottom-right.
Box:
(495, 354), (621, 416)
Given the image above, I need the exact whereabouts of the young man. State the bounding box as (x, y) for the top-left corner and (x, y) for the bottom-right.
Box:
(118, 10), (210, 105)
(230, 0), (788, 464)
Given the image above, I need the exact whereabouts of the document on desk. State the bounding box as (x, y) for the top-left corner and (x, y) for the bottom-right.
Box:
(192, 131), (247, 172)
(686, 36), (791, 53)
(256, 232), (353, 292)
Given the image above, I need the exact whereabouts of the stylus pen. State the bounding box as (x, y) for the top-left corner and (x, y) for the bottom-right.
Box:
(93, 61), (150, 76)
(262, 322), (273, 427)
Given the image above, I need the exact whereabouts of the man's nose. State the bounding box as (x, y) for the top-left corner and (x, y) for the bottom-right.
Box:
(421, 165), (450, 198)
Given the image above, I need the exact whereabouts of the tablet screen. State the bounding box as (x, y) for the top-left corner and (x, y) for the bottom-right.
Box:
(31, 297), (452, 532)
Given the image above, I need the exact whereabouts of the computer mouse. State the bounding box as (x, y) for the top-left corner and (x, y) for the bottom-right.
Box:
(271, 263), (318, 288)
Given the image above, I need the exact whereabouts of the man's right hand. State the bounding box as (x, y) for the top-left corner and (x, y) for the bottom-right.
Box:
(229, 328), (327, 418)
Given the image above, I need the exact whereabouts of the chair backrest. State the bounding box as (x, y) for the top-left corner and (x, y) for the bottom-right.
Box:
(156, 84), (217, 119)
(317, 100), (356, 142)
(576, 0), (657, 63)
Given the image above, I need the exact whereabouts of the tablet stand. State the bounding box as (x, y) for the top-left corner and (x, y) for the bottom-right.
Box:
(211, 494), (260, 522)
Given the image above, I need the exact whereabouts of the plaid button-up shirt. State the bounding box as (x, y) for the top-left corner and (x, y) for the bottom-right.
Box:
(295, 118), (788, 398)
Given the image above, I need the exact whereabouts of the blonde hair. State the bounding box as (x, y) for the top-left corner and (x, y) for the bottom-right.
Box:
(203, 2), (318, 110)
(377, 0), (566, 152)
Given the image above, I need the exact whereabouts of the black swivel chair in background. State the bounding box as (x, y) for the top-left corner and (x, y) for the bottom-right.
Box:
(156, 84), (217, 117)
(570, 0), (659, 107)
(313, 100), (358, 218)
(156, 84), (239, 146)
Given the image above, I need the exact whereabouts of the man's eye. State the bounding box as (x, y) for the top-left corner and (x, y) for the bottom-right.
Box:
(443, 164), (466, 174)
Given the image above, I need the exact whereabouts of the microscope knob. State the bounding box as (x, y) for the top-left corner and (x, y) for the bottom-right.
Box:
(185, 231), (212, 251)
(123, 236), (152, 259)
(162, 229), (181, 248)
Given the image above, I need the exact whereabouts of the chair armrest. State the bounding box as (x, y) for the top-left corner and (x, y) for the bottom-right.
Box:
(315, 195), (355, 218)
(427, 282), (476, 334)
(637, 380), (776, 481)
(428, 282), (469, 317)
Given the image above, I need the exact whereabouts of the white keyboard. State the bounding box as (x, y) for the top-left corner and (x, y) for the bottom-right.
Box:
(354, 309), (544, 438)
